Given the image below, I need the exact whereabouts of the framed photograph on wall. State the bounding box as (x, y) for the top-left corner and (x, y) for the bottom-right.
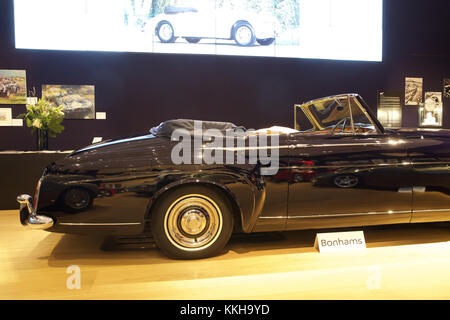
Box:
(0, 108), (12, 126)
(377, 91), (402, 128)
(419, 92), (442, 127)
(42, 85), (95, 119)
(405, 77), (423, 105)
(0, 70), (27, 104)
(444, 79), (450, 98)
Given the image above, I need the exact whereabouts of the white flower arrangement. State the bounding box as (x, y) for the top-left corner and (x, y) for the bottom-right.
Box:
(20, 98), (65, 137)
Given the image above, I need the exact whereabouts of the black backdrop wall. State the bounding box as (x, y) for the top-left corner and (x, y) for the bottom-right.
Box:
(0, 0), (449, 151)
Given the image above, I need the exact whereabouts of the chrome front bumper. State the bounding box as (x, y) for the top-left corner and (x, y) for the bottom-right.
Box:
(17, 194), (54, 229)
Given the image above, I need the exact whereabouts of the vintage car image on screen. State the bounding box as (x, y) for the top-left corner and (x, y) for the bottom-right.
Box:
(150, 6), (276, 46)
(17, 94), (450, 259)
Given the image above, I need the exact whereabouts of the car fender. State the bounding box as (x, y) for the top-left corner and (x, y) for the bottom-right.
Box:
(145, 169), (264, 233)
(152, 14), (186, 37)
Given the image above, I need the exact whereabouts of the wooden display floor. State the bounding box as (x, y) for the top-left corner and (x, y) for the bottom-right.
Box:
(1, 210), (450, 299)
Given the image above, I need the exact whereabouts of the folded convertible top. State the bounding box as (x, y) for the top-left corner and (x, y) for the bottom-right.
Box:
(164, 6), (198, 15)
(150, 119), (237, 138)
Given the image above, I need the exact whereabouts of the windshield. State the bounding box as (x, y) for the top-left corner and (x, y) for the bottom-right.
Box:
(295, 94), (377, 134)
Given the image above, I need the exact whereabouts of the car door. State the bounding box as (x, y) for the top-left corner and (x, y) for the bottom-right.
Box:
(250, 133), (291, 232)
(404, 131), (450, 223)
(190, 6), (216, 38)
(286, 95), (412, 230)
(173, 7), (214, 38)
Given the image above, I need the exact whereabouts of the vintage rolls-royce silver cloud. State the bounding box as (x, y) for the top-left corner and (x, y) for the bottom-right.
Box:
(147, 5), (277, 46)
(17, 94), (450, 259)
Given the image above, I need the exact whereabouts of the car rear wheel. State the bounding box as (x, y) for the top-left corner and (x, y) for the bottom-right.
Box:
(233, 22), (255, 46)
(151, 185), (233, 259)
(256, 38), (275, 46)
(185, 37), (201, 43)
(156, 21), (176, 43)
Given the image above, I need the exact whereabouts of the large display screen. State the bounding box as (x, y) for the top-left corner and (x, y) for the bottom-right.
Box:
(14, 0), (383, 61)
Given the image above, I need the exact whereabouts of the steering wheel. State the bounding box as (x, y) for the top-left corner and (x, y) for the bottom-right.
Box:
(331, 116), (351, 133)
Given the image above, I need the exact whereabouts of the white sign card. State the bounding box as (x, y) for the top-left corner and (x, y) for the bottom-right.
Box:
(96, 112), (106, 120)
(26, 97), (38, 105)
(314, 231), (366, 253)
(12, 119), (23, 126)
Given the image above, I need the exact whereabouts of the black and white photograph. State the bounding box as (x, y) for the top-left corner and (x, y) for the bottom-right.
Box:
(419, 91), (443, 127)
(377, 91), (402, 128)
(405, 77), (423, 105)
(42, 85), (95, 120)
(444, 78), (450, 98)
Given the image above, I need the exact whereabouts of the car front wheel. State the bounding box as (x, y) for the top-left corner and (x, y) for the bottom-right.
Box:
(233, 22), (255, 46)
(156, 21), (176, 43)
(59, 187), (93, 213)
(151, 185), (234, 259)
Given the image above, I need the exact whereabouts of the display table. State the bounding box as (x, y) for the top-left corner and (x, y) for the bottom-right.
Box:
(0, 151), (73, 210)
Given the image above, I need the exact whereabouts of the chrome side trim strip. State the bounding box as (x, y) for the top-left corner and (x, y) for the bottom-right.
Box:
(59, 222), (141, 226)
(203, 145), (290, 151)
(202, 141), (446, 153)
(285, 164), (408, 170)
(412, 186), (426, 193)
(294, 141), (406, 148)
(413, 209), (450, 213)
(285, 162), (450, 170)
(259, 210), (412, 219)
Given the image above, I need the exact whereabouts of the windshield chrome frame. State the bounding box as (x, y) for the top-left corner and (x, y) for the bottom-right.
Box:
(294, 93), (384, 135)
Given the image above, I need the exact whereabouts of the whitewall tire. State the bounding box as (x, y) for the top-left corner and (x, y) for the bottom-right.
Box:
(234, 22), (255, 46)
(151, 185), (234, 259)
(157, 21), (176, 43)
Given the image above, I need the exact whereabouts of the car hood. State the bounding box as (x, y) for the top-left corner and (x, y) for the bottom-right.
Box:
(48, 133), (171, 174)
(393, 127), (450, 138)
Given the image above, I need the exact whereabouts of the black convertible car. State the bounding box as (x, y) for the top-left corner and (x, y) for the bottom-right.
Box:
(17, 94), (450, 259)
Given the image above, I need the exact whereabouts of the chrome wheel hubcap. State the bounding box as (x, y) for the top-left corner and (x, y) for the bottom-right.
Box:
(160, 24), (173, 41)
(334, 175), (359, 188)
(236, 26), (252, 45)
(180, 209), (207, 235)
(164, 194), (222, 250)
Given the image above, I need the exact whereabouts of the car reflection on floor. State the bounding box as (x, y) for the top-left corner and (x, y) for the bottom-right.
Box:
(2, 210), (450, 299)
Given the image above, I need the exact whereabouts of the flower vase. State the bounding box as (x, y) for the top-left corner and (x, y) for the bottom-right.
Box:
(37, 129), (49, 150)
